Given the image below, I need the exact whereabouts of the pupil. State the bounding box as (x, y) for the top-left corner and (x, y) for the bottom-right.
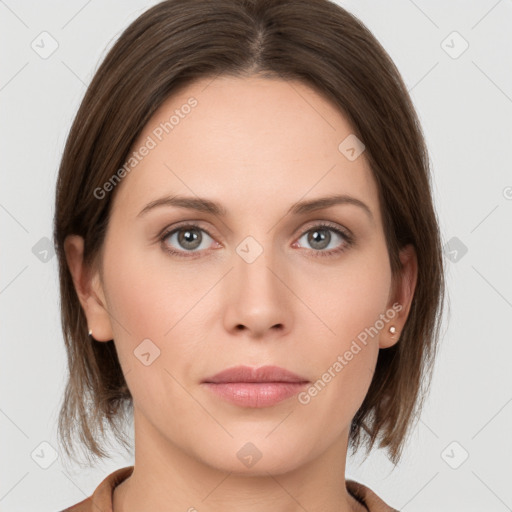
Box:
(309, 229), (330, 249)
(179, 228), (201, 249)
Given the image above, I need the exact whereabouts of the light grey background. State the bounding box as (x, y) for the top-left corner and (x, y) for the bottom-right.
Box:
(1, 1), (511, 511)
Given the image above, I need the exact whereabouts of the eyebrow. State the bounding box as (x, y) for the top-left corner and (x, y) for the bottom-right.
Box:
(137, 193), (374, 223)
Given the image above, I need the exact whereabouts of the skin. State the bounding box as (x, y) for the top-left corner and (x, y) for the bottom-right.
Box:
(65, 74), (417, 512)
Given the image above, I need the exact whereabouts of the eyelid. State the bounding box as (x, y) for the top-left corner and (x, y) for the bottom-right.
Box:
(159, 219), (351, 242)
(158, 220), (218, 241)
(294, 219), (352, 238)
(158, 219), (354, 257)
(292, 221), (354, 256)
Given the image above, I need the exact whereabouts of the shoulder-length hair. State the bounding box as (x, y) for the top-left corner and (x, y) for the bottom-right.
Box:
(54, 0), (445, 466)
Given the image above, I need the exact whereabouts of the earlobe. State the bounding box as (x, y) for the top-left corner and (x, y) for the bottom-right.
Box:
(380, 244), (418, 349)
(63, 235), (114, 342)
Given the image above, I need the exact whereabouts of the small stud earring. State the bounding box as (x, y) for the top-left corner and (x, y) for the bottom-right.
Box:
(88, 329), (93, 337)
(389, 325), (396, 334)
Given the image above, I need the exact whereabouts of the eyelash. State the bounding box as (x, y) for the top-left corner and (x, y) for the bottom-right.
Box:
(158, 221), (354, 259)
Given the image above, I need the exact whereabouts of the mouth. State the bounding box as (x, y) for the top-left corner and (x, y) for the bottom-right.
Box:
(201, 365), (309, 408)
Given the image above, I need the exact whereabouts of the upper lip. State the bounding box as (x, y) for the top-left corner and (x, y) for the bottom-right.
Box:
(202, 365), (309, 384)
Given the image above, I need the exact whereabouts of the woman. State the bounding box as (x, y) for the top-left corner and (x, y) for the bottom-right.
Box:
(54, 0), (445, 510)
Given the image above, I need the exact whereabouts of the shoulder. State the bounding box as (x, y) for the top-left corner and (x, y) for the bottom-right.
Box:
(346, 479), (400, 512)
(60, 466), (134, 512)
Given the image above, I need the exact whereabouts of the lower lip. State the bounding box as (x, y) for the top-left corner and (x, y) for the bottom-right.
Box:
(202, 382), (308, 408)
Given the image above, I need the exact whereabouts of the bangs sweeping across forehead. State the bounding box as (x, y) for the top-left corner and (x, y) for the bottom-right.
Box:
(53, 0), (445, 466)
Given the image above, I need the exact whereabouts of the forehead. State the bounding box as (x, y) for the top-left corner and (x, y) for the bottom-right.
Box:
(109, 74), (380, 221)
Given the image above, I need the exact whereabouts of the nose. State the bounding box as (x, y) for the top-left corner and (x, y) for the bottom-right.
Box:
(222, 241), (294, 339)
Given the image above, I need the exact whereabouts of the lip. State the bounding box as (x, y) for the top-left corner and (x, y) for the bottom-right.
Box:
(202, 365), (308, 384)
(201, 365), (309, 408)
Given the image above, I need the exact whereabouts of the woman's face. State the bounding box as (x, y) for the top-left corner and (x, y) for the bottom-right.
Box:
(76, 74), (415, 474)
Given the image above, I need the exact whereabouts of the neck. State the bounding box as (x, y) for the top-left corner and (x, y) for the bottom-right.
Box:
(113, 410), (365, 512)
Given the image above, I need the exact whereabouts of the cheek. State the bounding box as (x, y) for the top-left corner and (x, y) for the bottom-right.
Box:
(295, 248), (391, 410)
(298, 244), (393, 346)
(103, 236), (208, 339)
(102, 240), (212, 397)
(298, 342), (377, 447)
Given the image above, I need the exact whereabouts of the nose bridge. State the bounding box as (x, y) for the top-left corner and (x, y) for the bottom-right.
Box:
(222, 231), (292, 335)
(234, 233), (281, 298)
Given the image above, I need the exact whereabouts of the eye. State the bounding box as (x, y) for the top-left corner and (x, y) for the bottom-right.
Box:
(294, 223), (353, 258)
(159, 221), (354, 259)
(160, 223), (217, 257)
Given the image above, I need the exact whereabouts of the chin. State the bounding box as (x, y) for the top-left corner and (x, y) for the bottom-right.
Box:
(193, 434), (311, 476)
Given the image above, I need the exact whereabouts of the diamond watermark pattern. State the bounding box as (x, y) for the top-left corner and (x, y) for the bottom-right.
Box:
(32, 236), (55, 263)
(31, 31), (59, 59)
(443, 236), (468, 263)
(441, 441), (469, 469)
(31, 441), (58, 469)
(134, 338), (161, 366)
(441, 31), (469, 59)
(338, 134), (365, 161)
(237, 442), (263, 468)
(236, 236), (264, 264)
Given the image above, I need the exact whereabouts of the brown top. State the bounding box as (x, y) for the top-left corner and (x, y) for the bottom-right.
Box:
(61, 466), (399, 512)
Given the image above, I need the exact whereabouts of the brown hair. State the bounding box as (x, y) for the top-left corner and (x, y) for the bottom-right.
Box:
(54, 0), (445, 466)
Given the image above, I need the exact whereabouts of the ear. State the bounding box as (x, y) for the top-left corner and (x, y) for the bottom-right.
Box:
(379, 244), (418, 349)
(63, 235), (114, 342)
